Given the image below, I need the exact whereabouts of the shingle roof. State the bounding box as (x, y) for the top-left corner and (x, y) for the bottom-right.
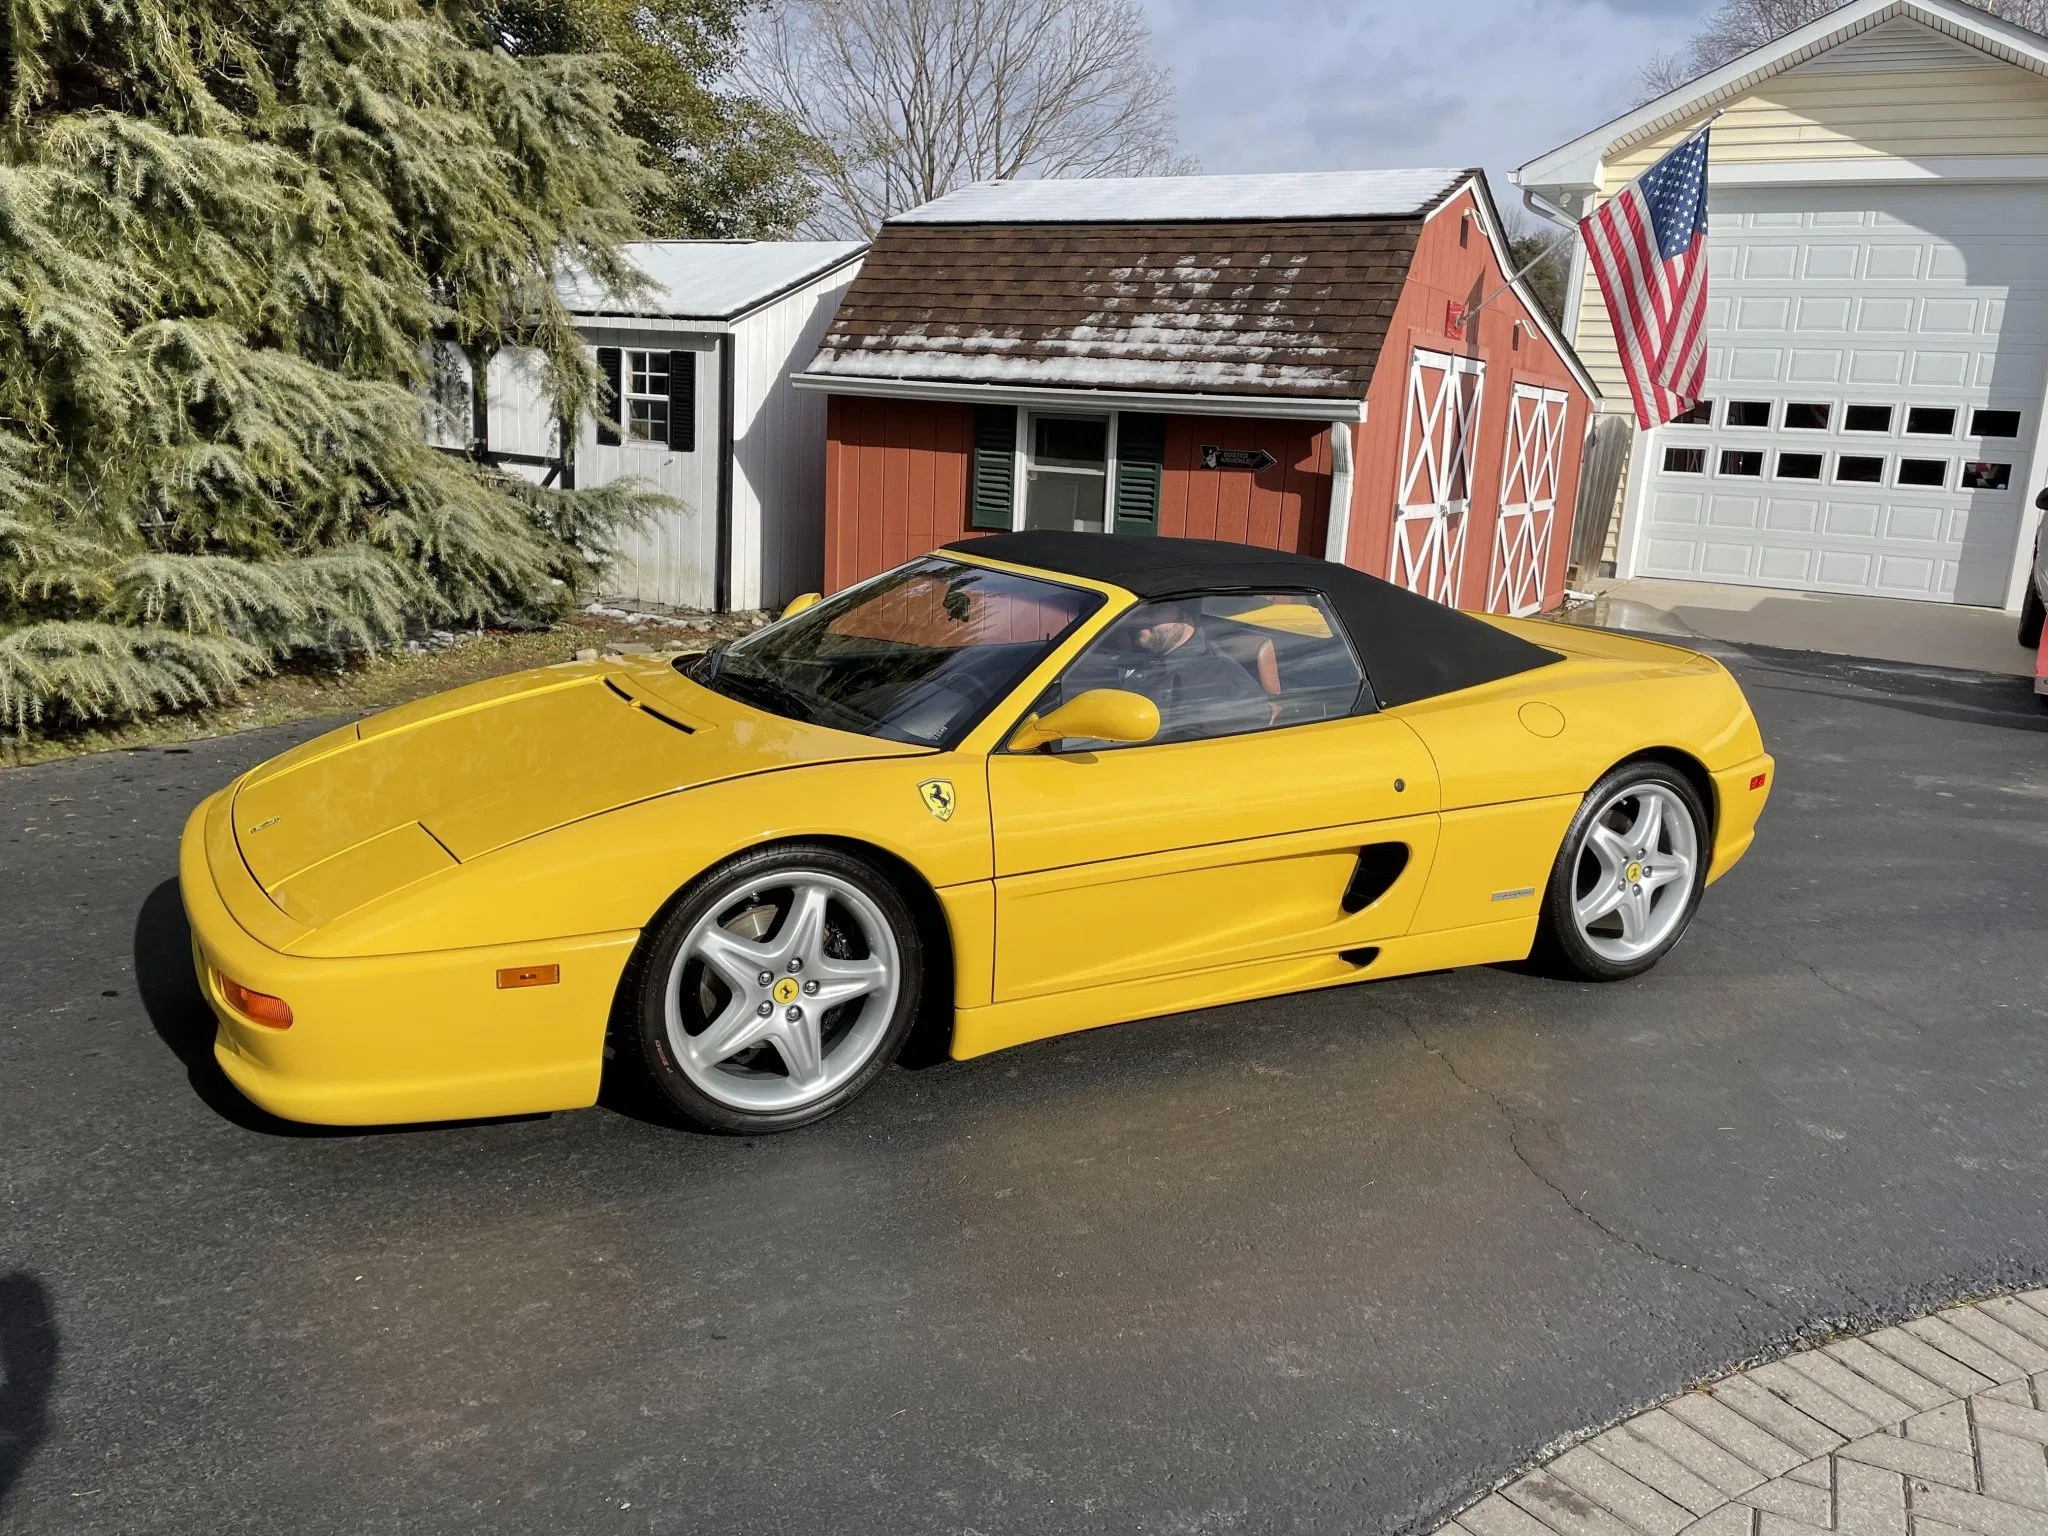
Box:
(896, 168), (1470, 224)
(806, 205), (1448, 401)
(558, 241), (865, 321)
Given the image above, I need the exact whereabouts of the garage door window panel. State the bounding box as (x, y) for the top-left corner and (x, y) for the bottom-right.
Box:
(1843, 404), (1894, 433)
(1897, 458), (1948, 488)
(1970, 409), (2022, 438)
(1664, 447), (1707, 474)
(1906, 407), (1958, 437)
(1726, 402), (1773, 428)
(1837, 456), (1886, 484)
(1777, 452), (1824, 480)
(1784, 403), (1832, 431)
(1672, 401), (1714, 426)
(1962, 462), (2012, 490)
(1719, 450), (1764, 477)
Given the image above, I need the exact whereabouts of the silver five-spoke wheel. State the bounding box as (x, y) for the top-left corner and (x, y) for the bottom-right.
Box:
(1570, 781), (1699, 964)
(1539, 764), (1709, 981)
(627, 845), (924, 1133)
(667, 872), (901, 1112)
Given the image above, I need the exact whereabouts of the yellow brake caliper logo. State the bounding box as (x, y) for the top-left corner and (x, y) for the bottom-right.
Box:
(772, 976), (800, 1005)
(918, 778), (956, 821)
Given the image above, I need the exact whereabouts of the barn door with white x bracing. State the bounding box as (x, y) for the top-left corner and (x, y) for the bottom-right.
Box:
(1488, 383), (1570, 616)
(1392, 348), (1485, 606)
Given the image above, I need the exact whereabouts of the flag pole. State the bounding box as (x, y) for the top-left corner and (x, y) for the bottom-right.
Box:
(1460, 110), (1724, 329)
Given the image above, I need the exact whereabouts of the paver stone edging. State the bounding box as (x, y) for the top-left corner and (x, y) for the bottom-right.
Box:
(1435, 1289), (2048, 1536)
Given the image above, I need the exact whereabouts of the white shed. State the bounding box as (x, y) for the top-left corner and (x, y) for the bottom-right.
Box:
(449, 241), (865, 612)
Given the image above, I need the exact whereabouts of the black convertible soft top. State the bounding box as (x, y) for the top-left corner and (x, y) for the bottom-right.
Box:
(947, 531), (1561, 708)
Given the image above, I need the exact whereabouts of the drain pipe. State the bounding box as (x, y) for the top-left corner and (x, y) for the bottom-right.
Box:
(1324, 417), (1356, 566)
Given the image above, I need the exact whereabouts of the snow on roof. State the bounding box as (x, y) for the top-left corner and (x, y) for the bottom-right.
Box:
(892, 169), (1472, 225)
(557, 241), (865, 320)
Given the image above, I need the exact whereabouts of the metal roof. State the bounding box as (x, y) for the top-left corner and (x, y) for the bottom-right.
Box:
(557, 241), (865, 322)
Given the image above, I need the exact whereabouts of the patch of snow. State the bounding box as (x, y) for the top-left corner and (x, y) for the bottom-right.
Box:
(558, 241), (865, 320)
(808, 347), (1353, 396)
(893, 169), (1470, 225)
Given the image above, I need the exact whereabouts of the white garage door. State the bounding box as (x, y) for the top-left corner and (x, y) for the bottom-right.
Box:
(1635, 183), (2048, 605)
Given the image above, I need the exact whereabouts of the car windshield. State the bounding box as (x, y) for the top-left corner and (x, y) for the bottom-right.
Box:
(687, 557), (1103, 746)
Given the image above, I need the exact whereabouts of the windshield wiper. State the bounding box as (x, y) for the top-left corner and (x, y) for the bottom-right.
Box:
(709, 665), (818, 724)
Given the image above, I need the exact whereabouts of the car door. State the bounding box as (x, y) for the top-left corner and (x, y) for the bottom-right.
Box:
(984, 591), (1443, 1004)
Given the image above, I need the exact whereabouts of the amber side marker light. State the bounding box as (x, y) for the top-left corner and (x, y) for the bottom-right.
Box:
(497, 964), (561, 990)
(1749, 773), (1768, 790)
(220, 977), (294, 1029)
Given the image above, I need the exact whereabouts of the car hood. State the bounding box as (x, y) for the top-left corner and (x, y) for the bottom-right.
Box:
(230, 658), (927, 929)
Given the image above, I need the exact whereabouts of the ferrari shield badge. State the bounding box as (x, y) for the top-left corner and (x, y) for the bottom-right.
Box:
(917, 778), (956, 821)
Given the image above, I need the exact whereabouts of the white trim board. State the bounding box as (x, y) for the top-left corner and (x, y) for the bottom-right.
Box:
(790, 371), (1368, 423)
(1516, 0), (2048, 194)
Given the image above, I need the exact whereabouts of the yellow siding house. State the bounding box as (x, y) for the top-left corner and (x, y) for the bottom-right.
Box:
(1518, 0), (2048, 612)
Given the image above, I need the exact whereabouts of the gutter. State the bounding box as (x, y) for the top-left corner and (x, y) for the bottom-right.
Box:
(790, 371), (1368, 424)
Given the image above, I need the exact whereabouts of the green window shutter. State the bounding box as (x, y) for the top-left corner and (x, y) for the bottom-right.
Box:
(595, 346), (622, 446)
(968, 405), (1016, 530)
(1113, 413), (1165, 535)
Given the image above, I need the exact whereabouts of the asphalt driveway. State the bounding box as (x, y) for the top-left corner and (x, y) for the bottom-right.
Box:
(2, 642), (2045, 1535)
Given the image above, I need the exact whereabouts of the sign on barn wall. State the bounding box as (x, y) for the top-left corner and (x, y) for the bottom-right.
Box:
(1199, 446), (1277, 472)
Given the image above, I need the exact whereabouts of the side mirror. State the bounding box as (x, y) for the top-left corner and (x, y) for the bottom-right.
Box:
(782, 591), (823, 619)
(2035, 488), (2048, 511)
(1009, 688), (1160, 752)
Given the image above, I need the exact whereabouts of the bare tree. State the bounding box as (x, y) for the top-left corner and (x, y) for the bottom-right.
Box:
(1639, 0), (2048, 100)
(742, 0), (1194, 237)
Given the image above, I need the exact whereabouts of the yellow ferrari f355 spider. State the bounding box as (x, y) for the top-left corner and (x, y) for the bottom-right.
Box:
(181, 533), (1773, 1133)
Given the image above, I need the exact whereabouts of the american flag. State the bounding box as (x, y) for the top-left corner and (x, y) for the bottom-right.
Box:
(1580, 129), (1711, 429)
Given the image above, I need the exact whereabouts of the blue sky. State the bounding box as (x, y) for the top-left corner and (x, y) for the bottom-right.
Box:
(1141, 0), (1704, 223)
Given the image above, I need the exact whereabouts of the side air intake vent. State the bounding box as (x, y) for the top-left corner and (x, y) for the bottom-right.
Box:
(1342, 843), (1410, 913)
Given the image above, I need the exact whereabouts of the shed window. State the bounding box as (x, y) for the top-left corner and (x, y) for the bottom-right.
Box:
(1971, 408), (2022, 438)
(625, 350), (670, 443)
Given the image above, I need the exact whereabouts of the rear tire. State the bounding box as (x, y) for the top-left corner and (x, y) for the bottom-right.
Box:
(622, 844), (923, 1134)
(2020, 579), (2045, 650)
(1533, 763), (1710, 982)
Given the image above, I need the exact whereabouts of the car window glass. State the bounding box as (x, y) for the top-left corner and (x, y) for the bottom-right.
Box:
(702, 558), (1102, 747)
(1022, 591), (1366, 751)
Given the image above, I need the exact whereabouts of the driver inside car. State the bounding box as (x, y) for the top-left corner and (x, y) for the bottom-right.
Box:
(1097, 600), (1272, 743)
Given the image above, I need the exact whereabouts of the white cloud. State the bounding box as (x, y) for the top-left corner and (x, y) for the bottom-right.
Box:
(1140, 0), (1684, 216)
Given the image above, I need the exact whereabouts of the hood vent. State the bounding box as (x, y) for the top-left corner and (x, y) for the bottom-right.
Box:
(605, 678), (697, 736)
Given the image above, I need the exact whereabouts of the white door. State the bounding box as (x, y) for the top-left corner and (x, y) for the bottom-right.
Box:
(1393, 349), (1485, 605)
(1634, 183), (2048, 606)
(1490, 383), (1570, 616)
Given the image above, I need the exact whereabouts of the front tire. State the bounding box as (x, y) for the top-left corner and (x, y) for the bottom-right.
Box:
(623, 844), (924, 1133)
(2020, 579), (2045, 650)
(1534, 763), (1709, 981)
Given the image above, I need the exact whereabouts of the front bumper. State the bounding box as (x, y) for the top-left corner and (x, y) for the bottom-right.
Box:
(180, 791), (638, 1126)
(1706, 752), (1775, 884)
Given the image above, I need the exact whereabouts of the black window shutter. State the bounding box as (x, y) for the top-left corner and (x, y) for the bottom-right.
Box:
(1112, 413), (1165, 535)
(667, 349), (696, 452)
(968, 405), (1016, 530)
(595, 346), (622, 446)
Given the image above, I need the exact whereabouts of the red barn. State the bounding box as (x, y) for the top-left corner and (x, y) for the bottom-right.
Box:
(792, 169), (1600, 614)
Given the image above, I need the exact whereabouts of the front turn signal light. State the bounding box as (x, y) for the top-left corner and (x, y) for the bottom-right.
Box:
(221, 977), (294, 1029)
(1749, 773), (1768, 791)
